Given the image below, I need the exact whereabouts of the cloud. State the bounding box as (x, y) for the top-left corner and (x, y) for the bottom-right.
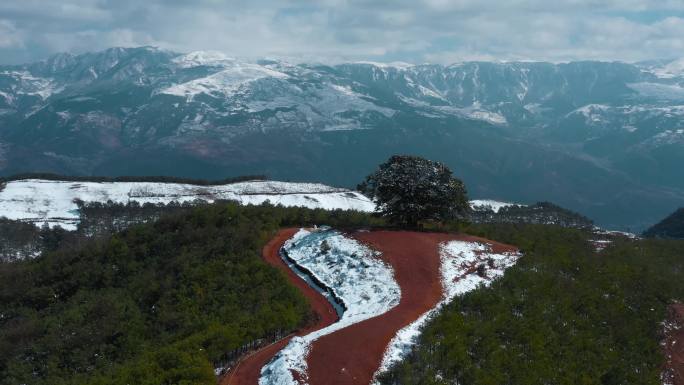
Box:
(0, 20), (24, 49)
(0, 0), (683, 64)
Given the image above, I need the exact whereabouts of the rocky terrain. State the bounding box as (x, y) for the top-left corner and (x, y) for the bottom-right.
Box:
(2, 48), (684, 230)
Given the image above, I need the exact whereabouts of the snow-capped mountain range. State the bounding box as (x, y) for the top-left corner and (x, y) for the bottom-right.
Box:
(1, 47), (683, 231)
(2, 47), (683, 136)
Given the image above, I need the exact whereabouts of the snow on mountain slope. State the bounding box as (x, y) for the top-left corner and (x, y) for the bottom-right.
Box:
(647, 58), (684, 79)
(628, 82), (684, 101)
(397, 95), (507, 125)
(243, 81), (395, 128)
(373, 240), (521, 380)
(172, 51), (236, 68)
(259, 228), (401, 385)
(0, 70), (61, 100)
(0, 179), (375, 230)
(161, 61), (288, 99)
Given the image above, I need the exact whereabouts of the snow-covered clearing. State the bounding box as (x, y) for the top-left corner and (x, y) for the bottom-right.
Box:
(373, 240), (521, 381)
(0, 179), (375, 230)
(259, 228), (401, 385)
(0, 178), (532, 232)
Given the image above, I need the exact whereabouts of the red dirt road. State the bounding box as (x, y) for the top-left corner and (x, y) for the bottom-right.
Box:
(223, 229), (517, 385)
(663, 303), (684, 385)
(305, 231), (517, 385)
(220, 228), (338, 385)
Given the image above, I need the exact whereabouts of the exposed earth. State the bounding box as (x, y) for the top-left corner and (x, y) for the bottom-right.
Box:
(220, 229), (338, 385)
(662, 302), (684, 385)
(223, 229), (518, 385)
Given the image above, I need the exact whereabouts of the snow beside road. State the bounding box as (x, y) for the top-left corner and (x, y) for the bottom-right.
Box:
(259, 228), (401, 385)
(0, 179), (375, 230)
(373, 240), (521, 380)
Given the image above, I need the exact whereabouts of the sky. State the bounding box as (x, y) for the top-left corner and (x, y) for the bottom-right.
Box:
(1, 0), (684, 65)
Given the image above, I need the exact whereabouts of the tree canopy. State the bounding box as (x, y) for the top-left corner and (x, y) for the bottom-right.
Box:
(359, 155), (469, 227)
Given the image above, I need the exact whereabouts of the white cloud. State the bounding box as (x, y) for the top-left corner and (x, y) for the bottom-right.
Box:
(0, 0), (683, 64)
(0, 20), (24, 49)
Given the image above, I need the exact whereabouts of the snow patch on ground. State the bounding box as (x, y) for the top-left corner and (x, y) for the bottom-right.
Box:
(373, 241), (521, 381)
(470, 199), (524, 213)
(592, 227), (638, 239)
(259, 228), (401, 385)
(0, 179), (375, 231)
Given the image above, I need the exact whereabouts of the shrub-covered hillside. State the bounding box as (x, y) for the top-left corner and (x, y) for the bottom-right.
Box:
(0, 203), (378, 385)
(379, 224), (684, 385)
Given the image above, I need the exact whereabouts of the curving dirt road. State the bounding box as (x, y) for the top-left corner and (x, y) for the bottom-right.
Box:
(305, 231), (517, 385)
(224, 229), (517, 385)
(220, 228), (338, 385)
(663, 303), (684, 385)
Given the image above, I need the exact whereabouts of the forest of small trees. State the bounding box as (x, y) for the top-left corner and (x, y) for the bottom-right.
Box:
(643, 207), (684, 239)
(470, 201), (595, 229)
(378, 223), (684, 385)
(0, 203), (381, 385)
(2, 165), (682, 384)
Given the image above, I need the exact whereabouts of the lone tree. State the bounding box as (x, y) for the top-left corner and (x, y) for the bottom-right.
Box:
(359, 155), (469, 227)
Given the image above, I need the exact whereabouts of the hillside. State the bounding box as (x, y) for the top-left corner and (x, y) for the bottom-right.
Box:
(378, 224), (684, 385)
(0, 176), (629, 263)
(0, 176), (591, 232)
(0, 178), (375, 230)
(643, 208), (684, 239)
(0, 204), (385, 385)
(3, 202), (680, 385)
(1, 48), (684, 230)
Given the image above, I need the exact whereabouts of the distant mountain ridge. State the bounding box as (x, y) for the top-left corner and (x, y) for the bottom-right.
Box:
(1, 47), (684, 230)
(643, 208), (684, 239)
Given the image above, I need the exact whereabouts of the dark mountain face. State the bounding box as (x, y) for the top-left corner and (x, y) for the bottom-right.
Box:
(1, 47), (683, 231)
(643, 208), (684, 239)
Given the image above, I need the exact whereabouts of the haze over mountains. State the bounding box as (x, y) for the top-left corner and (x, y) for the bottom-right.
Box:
(1, 47), (683, 231)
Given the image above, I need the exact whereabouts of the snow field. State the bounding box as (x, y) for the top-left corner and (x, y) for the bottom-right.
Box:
(259, 228), (401, 385)
(0, 179), (375, 230)
(0, 178), (532, 232)
(469, 199), (524, 213)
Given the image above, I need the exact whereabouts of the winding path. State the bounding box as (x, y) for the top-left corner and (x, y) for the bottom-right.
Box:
(306, 231), (516, 385)
(220, 228), (338, 385)
(223, 229), (517, 385)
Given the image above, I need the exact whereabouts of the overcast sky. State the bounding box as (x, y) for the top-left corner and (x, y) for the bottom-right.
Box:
(1, 0), (684, 65)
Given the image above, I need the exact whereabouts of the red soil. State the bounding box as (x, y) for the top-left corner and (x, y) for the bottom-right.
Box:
(305, 231), (518, 385)
(222, 229), (517, 385)
(663, 303), (684, 385)
(220, 228), (338, 385)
